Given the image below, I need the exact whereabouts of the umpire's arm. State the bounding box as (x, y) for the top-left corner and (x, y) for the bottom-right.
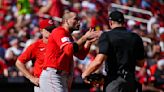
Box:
(134, 34), (146, 67)
(82, 54), (107, 79)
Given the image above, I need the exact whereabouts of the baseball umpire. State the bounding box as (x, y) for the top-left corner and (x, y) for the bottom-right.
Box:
(82, 11), (146, 92)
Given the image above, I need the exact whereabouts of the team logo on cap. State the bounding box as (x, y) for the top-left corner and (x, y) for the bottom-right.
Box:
(48, 20), (53, 24)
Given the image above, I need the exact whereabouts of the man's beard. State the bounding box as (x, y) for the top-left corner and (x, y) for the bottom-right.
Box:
(70, 26), (80, 33)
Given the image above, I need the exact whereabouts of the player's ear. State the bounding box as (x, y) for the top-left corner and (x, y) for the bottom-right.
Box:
(40, 29), (46, 34)
(66, 19), (70, 26)
(63, 19), (68, 25)
(109, 21), (112, 26)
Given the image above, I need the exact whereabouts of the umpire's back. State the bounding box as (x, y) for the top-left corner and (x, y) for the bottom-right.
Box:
(99, 11), (145, 92)
(104, 27), (145, 76)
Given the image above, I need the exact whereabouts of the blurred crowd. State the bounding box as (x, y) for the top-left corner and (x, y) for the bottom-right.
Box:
(0, 0), (163, 92)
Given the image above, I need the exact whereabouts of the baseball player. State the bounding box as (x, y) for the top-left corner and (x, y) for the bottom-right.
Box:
(15, 19), (56, 92)
(39, 12), (100, 92)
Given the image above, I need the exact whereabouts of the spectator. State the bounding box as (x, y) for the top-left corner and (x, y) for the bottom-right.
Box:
(0, 58), (8, 77)
(149, 59), (164, 91)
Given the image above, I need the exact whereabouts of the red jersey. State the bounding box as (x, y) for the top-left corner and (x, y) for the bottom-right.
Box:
(44, 26), (89, 73)
(49, 0), (63, 18)
(18, 39), (46, 77)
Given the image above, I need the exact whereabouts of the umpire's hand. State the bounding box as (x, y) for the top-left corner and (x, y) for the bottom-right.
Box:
(82, 73), (105, 87)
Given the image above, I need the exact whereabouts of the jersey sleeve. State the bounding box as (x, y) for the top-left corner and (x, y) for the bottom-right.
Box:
(17, 43), (36, 63)
(52, 29), (74, 55)
(98, 32), (110, 55)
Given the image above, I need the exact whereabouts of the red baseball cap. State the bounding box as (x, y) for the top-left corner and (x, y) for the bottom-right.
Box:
(39, 19), (54, 29)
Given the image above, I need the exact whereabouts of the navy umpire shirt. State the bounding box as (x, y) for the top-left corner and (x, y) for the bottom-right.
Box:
(98, 27), (145, 82)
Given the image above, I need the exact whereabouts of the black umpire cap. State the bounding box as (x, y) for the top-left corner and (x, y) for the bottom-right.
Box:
(109, 11), (124, 23)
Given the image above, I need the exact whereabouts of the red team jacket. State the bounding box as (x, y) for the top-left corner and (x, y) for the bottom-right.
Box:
(18, 39), (46, 77)
(43, 26), (89, 73)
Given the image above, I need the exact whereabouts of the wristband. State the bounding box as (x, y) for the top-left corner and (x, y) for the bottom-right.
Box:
(73, 42), (79, 53)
